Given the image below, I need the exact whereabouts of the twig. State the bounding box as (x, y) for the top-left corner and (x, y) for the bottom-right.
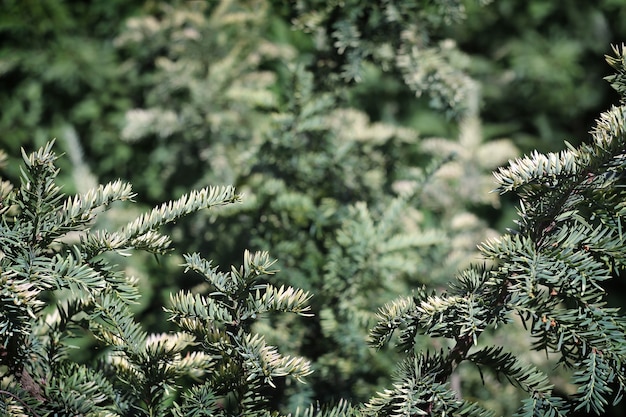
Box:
(0, 390), (41, 417)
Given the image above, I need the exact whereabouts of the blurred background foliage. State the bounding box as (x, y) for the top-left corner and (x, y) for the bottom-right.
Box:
(1, 0), (625, 415)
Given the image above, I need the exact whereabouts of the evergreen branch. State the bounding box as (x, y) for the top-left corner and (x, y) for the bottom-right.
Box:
(534, 305), (626, 365)
(238, 333), (313, 388)
(468, 347), (555, 397)
(2, 142), (311, 415)
(0, 389), (42, 417)
(493, 149), (579, 195)
(252, 284), (313, 317)
(293, 399), (359, 417)
(493, 105), (626, 249)
(480, 226), (611, 306)
(419, 267), (501, 350)
(90, 257), (141, 304)
(241, 249), (280, 279)
(605, 43), (626, 101)
(84, 186), (241, 256)
(144, 332), (197, 358)
(127, 229), (173, 254)
(41, 253), (107, 297)
(405, 74), (626, 414)
(416, 293), (472, 338)
(0, 269), (43, 372)
(363, 354), (494, 417)
(368, 295), (417, 350)
(572, 349), (615, 415)
(120, 185), (240, 239)
(465, 347), (573, 417)
(172, 383), (220, 417)
(90, 294), (147, 356)
(103, 331), (204, 416)
(182, 252), (238, 294)
(16, 141), (65, 247)
(44, 363), (117, 415)
(175, 350), (215, 378)
(80, 229), (128, 257)
(166, 290), (234, 329)
(55, 179), (135, 231)
(514, 395), (568, 417)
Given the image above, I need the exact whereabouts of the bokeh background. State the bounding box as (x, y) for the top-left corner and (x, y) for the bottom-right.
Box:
(2, 0), (626, 415)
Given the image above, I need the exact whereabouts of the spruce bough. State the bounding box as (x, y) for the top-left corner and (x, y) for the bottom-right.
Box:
(367, 45), (626, 416)
(3, 47), (626, 416)
(0, 141), (313, 416)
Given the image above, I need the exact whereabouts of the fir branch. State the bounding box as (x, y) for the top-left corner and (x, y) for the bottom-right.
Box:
(0, 389), (42, 417)
(252, 284), (313, 317)
(16, 141), (64, 248)
(572, 349), (615, 414)
(292, 399), (359, 417)
(90, 294), (148, 356)
(368, 295), (417, 350)
(182, 252), (238, 294)
(83, 185), (241, 257)
(43, 362), (117, 415)
(166, 289), (234, 329)
(2, 141), (316, 415)
(363, 354), (494, 417)
(514, 395), (568, 417)
(604, 43), (626, 100)
(42, 252), (107, 297)
(120, 185), (240, 239)
(492, 149), (580, 195)
(237, 332), (313, 388)
(55, 179), (135, 232)
(467, 347), (555, 397)
(172, 383), (220, 417)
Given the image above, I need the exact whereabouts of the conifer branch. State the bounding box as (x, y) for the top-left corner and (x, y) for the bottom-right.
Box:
(55, 179), (135, 231)
(366, 46), (626, 415)
(81, 185), (241, 257)
(0, 389), (42, 417)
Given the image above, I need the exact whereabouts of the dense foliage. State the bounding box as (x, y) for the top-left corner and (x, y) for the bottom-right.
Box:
(0, 142), (317, 416)
(2, 1), (626, 416)
(3, 58), (626, 415)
